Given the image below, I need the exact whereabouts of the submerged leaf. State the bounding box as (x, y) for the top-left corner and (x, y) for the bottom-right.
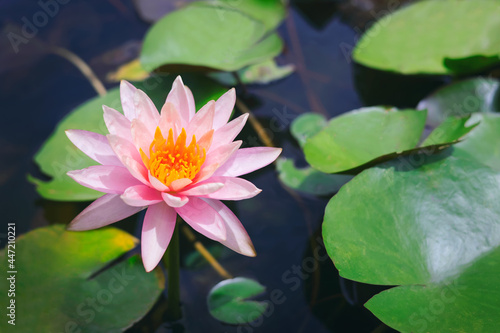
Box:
(207, 277), (268, 324)
(276, 158), (352, 195)
(418, 77), (500, 127)
(210, 59), (294, 85)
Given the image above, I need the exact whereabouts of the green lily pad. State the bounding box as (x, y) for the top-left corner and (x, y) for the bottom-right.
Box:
(0, 225), (164, 333)
(199, 0), (286, 31)
(290, 112), (328, 148)
(133, 0), (285, 30)
(140, 4), (283, 72)
(418, 77), (500, 127)
(207, 277), (268, 324)
(276, 158), (352, 195)
(453, 113), (500, 170)
(353, 0), (500, 75)
(209, 58), (294, 86)
(323, 153), (500, 332)
(420, 115), (479, 147)
(30, 75), (226, 201)
(303, 107), (427, 174)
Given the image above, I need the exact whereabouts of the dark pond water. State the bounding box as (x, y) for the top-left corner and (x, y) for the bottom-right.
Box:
(0, 1), (446, 332)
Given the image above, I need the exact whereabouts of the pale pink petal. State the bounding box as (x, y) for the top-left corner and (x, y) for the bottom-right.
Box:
(103, 105), (132, 142)
(175, 197), (226, 242)
(199, 177), (261, 200)
(134, 89), (160, 134)
(184, 85), (196, 117)
(166, 76), (192, 127)
(107, 135), (149, 184)
(213, 88), (236, 130)
(169, 178), (192, 192)
(213, 147), (282, 177)
(67, 165), (141, 194)
(65, 130), (122, 166)
(141, 202), (177, 272)
(121, 185), (162, 207)
(179, 182), (224, 197)
(120, 80), (137, 120)
(194, 141), (242, 183)
(131, 119), (154, 157)
(203, 198), (256, 256)
(148, 172), (169, 192)
(210, 113), (248, 152)
(185, 101), (214, 144)
(162, 192), (189, 208)
(67, 194), (143, 231)
(159, 102), (181, 138)
(192, 164), (219, 186)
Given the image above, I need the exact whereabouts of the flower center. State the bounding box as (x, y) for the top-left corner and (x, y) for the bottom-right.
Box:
(141, 127), (206, 186)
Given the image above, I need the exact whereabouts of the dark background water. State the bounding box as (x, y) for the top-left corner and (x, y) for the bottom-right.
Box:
(0, 1), (444, 332)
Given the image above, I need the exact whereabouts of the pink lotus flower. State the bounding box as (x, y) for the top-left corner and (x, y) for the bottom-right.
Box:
(65, 76), (281, 271)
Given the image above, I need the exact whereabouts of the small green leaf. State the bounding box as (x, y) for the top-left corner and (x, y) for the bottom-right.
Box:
(209, 59), (294, 86)
(353, 0), (500, 75)
(0, 225), (164, 332)
(420, 115), (479, 147)
(276, 158), (352, 195)
(290, 113), (327, 148)
(418, 77), (500, 127)
(207, 277), (268, 324)
(140, 4), (283, 72)
(453, 113), (500, 170)
(30, 75), (226, 201)
(303, 107), (427, 174)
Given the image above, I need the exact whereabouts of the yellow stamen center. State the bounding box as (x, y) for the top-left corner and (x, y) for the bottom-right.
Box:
(141, 127), (206, 186)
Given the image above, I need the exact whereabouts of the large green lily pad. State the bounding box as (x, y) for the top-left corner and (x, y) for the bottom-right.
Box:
(30, 75), (226, 201)
(323, 152), (500, 332)
(0, 225), (164, 332)
(140, 4), (283, 72)
(353, 0), (500, 75)
(303, 107), (427, 174)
